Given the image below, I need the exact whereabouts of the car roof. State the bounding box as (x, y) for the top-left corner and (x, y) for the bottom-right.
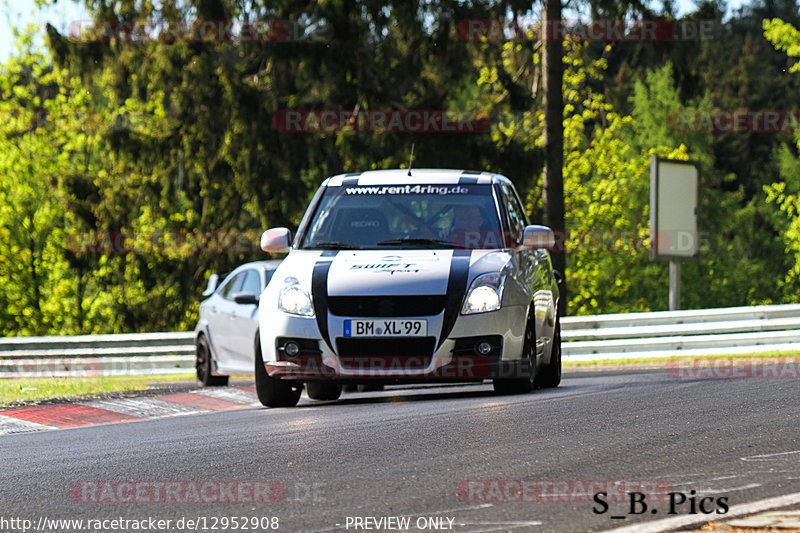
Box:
(324, 168), (513, 187)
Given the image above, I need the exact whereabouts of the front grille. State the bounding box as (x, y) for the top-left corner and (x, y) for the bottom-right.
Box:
(327, 295), (446, 317)
(336, 337), (436, 369)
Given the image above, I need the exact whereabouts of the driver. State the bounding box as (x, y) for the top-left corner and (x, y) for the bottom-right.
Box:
(451, 204), (484, 232)
(443, 204), (501, 248)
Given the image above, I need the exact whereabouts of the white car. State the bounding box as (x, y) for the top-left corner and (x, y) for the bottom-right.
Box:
(256, 169), (562, 407)
(193, 260), (283, 385)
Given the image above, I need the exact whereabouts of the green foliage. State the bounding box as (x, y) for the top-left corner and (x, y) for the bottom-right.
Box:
(560, 53), (688, 314)
(3, 0), (800, 336)
(763, 18), (800, 303)
(763, 18), (800, 72)
(0, 40), (107, 335)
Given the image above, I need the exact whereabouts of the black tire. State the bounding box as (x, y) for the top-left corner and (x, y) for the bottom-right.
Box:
(196, 336), (229, 387)
(306, 382), (342, 401)
(493, 309), (535, 395)
(254, 334), (302, 407)
(536, 317), (562, 389)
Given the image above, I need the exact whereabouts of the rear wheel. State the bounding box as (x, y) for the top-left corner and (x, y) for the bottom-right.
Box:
(493, 309), (535, 395)
(535, 317), (562, 389)
(306, 382), (342, 401)
(196, 336), (229, 387)
(254, 334), (302, 407)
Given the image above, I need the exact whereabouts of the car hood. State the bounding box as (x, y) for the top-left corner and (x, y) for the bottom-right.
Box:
(275, 249), (511, 296)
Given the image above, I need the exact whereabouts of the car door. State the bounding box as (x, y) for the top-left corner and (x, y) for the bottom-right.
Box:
(226, 268), (263, 371)
(212, 271), (246, 369)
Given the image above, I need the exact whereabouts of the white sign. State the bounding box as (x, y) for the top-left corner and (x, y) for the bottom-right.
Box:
(650, 157), (700, 260)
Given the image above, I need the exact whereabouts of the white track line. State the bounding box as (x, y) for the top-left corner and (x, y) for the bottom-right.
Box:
(601, 490), (800, 533)
(741, 450), (800, 461)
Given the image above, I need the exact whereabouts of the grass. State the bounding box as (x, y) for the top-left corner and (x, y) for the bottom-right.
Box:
(563, 350), (800, 367)
(0, 373), (198, 405)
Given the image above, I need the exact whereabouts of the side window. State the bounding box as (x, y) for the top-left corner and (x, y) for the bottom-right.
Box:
(240, 270), (261, 295)
(500, 183), (527, 246)
(219, 272), (244, 300)
(263, 269), (276, 289)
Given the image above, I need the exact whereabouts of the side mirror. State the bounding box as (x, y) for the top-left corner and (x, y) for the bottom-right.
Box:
(202, 273), (219, 296)
(522, 225), (555, 250)
(233, 292), (259, 306)
(260, 228), (291, 253)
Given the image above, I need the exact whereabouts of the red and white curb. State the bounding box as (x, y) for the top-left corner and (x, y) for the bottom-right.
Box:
(0, 386), (261, 435)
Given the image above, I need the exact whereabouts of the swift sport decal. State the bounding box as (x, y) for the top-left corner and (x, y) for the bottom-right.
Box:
(348, 263), (420, 275)
(327, 250), (452, 296)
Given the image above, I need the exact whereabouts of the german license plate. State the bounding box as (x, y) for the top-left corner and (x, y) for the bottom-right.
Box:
(344, 319), (427, 337)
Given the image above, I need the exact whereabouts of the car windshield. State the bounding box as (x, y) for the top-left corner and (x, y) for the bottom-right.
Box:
(300, 184), (505, 249)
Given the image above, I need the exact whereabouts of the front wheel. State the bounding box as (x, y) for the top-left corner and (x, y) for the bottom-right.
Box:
(306, 382), (342, 401)
(535, 317), (562, 388)
(196, 336), (229, 387)
(493, 309), (535, 395)
(254, 334), (302, 407)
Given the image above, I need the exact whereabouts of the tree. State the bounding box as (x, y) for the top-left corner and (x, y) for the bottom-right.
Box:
(542, 0), (566, 314)
(762, 18), (800, 301)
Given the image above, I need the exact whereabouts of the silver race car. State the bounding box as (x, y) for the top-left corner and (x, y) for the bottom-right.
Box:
(194, 260), (282, 386)
(255, 169), (561, 407)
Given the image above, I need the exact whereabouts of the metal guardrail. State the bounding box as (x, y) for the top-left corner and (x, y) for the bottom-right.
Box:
(2, 304), (800, 376)
(561, 303), (800, 360)
(0, 332), (195, 378)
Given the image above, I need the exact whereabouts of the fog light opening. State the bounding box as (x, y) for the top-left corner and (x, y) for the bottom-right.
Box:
(476, 341), (492, 355)
(284, 341), (301, 358)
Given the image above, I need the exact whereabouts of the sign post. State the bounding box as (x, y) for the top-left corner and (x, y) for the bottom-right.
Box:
(669, 261), (680, 310)
(650, 156), (700, 310)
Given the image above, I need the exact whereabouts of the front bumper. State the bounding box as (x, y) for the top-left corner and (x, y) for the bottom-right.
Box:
(259, 304), (528, 382)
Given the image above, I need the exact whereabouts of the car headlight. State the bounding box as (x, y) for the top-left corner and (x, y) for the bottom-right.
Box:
(462, 273), (505, 315)
(278, 278), (315, 317)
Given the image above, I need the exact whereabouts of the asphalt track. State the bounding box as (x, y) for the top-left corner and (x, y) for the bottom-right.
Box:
(1, 365), (799, 533)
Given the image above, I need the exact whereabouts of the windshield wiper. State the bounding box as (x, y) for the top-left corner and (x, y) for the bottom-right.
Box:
(377, 238), (465, 249)
(306, 241), (362, 250)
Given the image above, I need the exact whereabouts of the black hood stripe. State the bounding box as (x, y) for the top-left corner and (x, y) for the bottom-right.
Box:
(312, 250), (338, 353)
(313, 249), (470, 353)
(438, 249), (472, 349)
